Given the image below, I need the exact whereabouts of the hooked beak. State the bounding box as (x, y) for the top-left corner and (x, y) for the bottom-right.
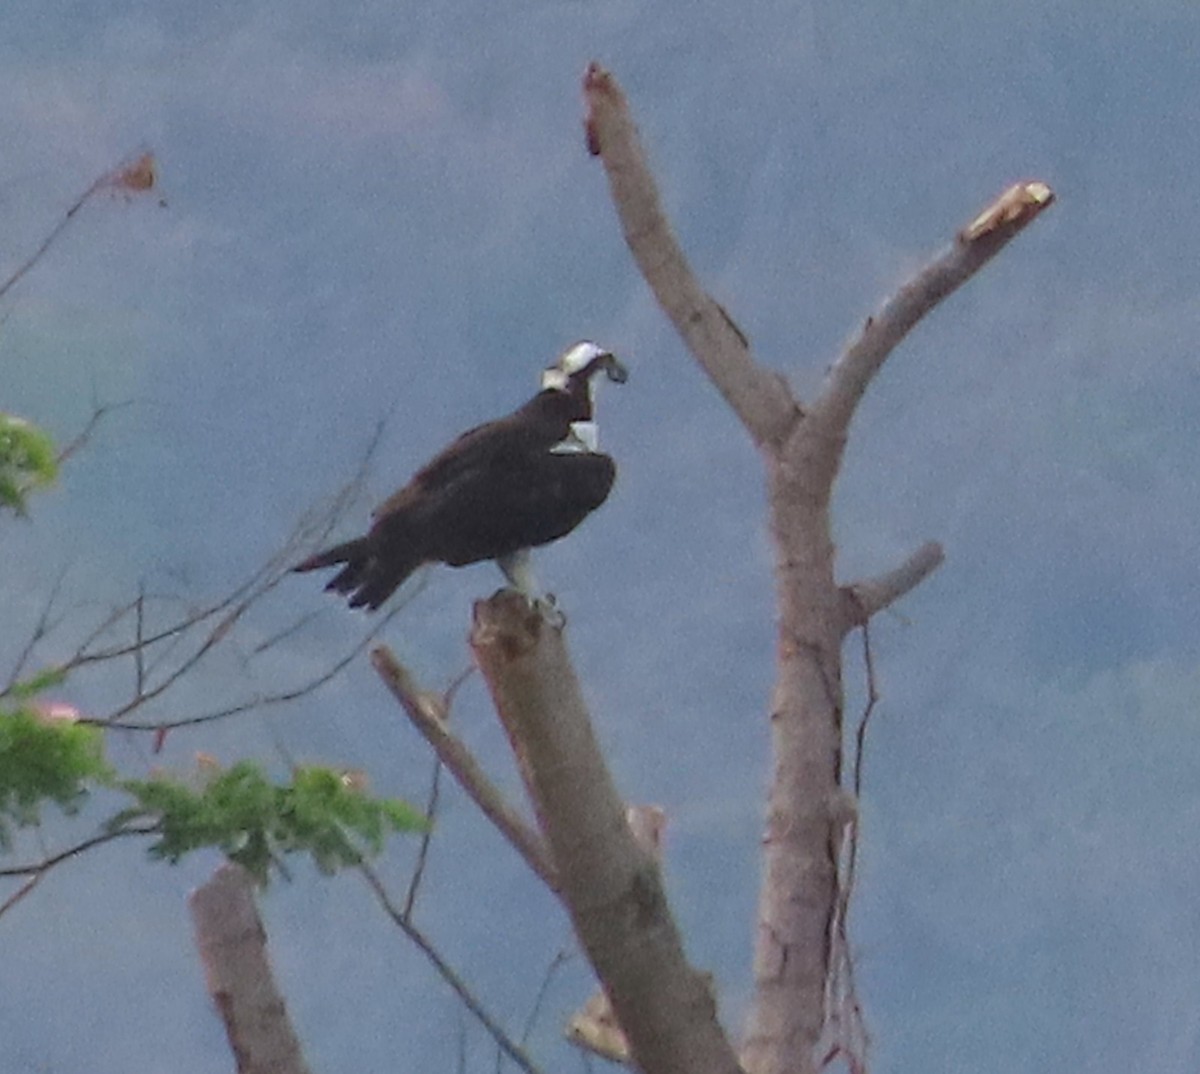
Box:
(600, 352), (629, 385)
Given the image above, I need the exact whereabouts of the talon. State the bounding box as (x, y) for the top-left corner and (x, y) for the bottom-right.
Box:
(535, 596), (566, 629)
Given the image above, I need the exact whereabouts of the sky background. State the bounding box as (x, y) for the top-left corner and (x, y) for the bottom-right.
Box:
(3, 2), (1200, 1072)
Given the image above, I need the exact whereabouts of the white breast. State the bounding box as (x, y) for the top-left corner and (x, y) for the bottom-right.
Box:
(549, 420), (600, 454)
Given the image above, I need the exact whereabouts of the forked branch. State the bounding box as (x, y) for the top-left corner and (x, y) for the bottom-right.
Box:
(584, 62), (1053, 1074)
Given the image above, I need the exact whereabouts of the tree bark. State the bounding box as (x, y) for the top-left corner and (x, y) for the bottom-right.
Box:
(189, 863), (312, 1074)
(741, 444), (845, 1074)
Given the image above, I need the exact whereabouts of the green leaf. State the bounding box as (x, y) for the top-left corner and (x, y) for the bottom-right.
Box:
(0, 710), (110, 845)
(0, 414), (58, 516)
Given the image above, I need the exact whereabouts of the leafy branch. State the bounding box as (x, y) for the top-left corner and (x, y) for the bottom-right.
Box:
(0, 706), (426, 909)
(114, 761), (428, 884)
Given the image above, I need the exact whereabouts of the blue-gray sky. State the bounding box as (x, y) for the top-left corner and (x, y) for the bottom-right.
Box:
(4, 3), (1200, 1072)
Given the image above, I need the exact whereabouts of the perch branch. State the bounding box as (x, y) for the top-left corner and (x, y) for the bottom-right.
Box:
(370, 645), (558, 892)
(471, 592), (741, 1074)
(583, 62), (797, 445)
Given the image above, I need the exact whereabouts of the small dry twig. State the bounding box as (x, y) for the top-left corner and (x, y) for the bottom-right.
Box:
(0, 824), (161, 922)
(358, 862), (546, 1074)
(0, 152), (157, 305)
(372, 645), (557, 891)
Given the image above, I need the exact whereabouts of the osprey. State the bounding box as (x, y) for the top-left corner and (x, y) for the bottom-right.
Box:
(294, 341), (627, 610)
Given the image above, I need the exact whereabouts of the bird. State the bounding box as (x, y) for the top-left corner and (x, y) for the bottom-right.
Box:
(294, 341), (627, 610)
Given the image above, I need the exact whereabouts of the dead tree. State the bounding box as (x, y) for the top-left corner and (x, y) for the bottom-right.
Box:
(380, 64), (1051, 1074)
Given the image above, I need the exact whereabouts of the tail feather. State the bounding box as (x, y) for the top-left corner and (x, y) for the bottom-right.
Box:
(294, 537), (421, 611)
(293, 538), (368, 574)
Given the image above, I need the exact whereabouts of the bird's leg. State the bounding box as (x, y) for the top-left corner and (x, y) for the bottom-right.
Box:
(496, 550), (564, 626)
(497, 549), (541, 599)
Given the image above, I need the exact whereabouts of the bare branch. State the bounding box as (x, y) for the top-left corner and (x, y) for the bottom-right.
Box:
(522, 949), (573, 1047)
(96, 606), (402, 732)
(818, 624), (879, 1074)
(4, 566), (69, 693)
(582, 62), (797, 445)
(813, 181), (1055, 441)
(840, 540), (945, 633)
(0, 873), (44, 918)
(56, 399), (134, 466)
(189, 863), (312, 1074)
(0, 824), (160, 923)
(371, 645), (558, 892)
(403, 756), (443, 919)
(0, 823), (159, 880)
(358, 862), (547, 1074)
(16, 470), (400, 735)
(471, 592), (741, 1074)
(0, 152), (156, 305)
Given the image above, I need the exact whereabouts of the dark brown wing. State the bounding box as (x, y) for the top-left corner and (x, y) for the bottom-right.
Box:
(406, 450), (616, 567)
(371, 392), (576, 522)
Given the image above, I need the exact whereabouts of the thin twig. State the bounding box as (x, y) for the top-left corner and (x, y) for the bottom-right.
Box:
(851, 622), (878, 802)
(56, 400), (134, 466)
(403, 757), (443, 920)
(134, 584), (146, 700)
(372, 646), (558, 891)
(0, 824), (161, 922)
(456, 1009), (468, 1074)
(251, 609), (325, 655)
(90, 604), (403, 731)
(821, 621), (879, 1074)
(521, 949), (573, 1046)
(4, 565), (69, 693)
(0, 153), (156, 305)
(0, 873), (44, 918)
(0, 180), (105, 304)
(358, 862), (546, 1074)
(67, 564), (278, 670)
(401, 664), (477, 919)
(0, 823), (161, 878)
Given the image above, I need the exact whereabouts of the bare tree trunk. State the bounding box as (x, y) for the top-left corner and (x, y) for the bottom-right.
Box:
(742, 449), (845, 1074)
(190, 863), (312, 1074)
